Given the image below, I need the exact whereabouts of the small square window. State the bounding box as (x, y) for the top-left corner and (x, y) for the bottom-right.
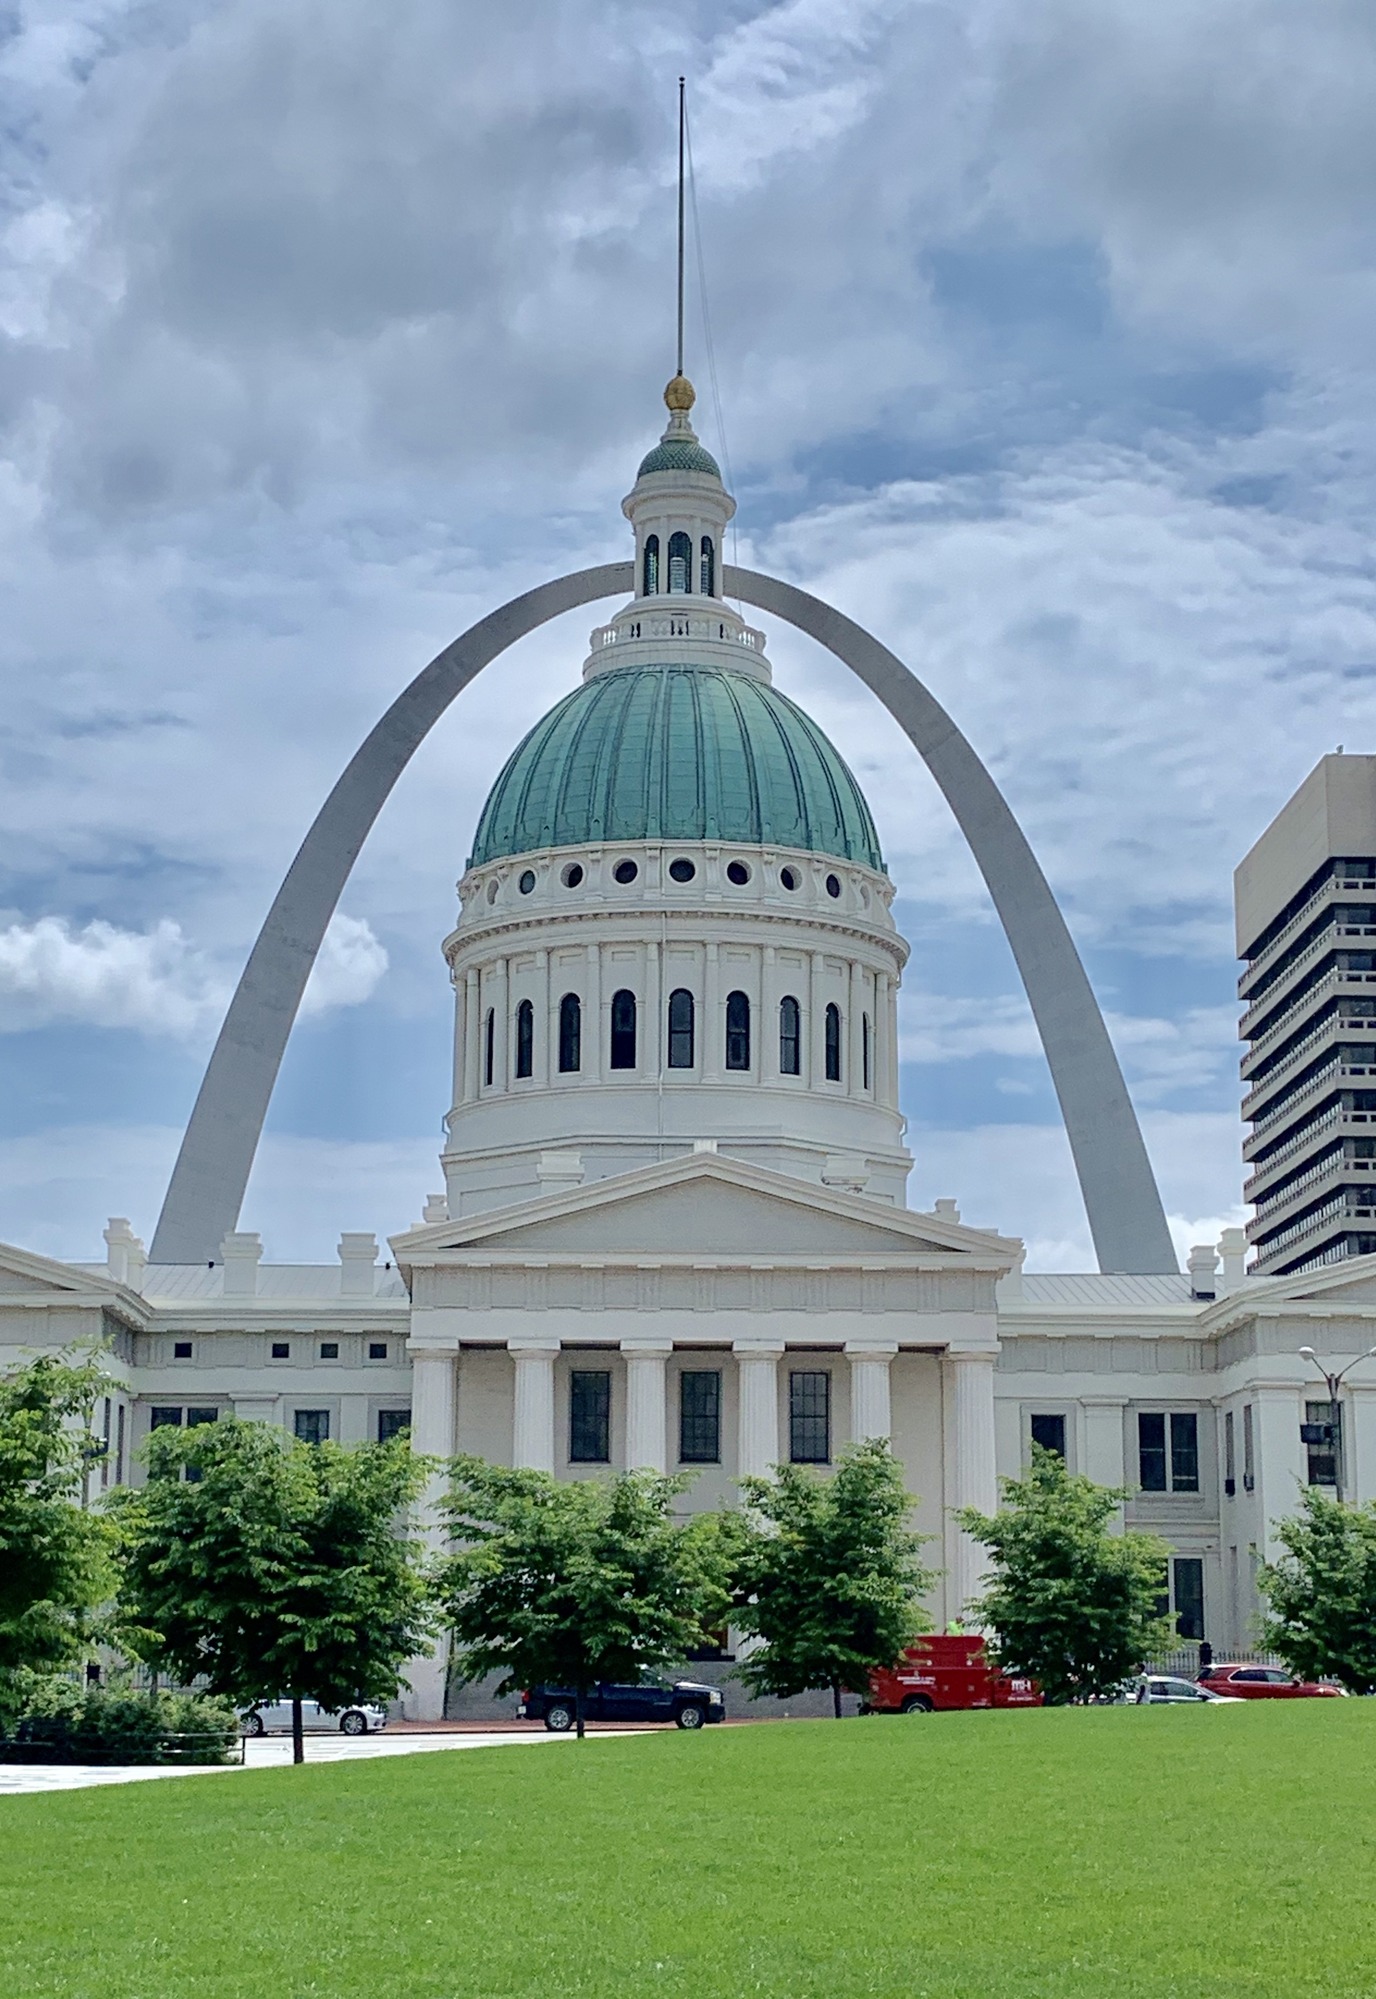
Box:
(172, 1340), (193, 1360)
(368, 1341), (388, 1361)
(320, 1341), (340, 1360)
(270, 1341), (290, 1360)
(1030, 1412), (1066, 1459)
(377, 1409), (411, 1445)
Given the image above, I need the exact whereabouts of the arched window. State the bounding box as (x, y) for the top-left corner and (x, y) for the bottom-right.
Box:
(558, 993), (582, 1074)
(779, 995), (801, 1076)
(643, 534), (659, 596)
(825, 1003), (842, 1083)
(668, 530), (692, 593)
(862, 1012), (872, 1091)
(483, 1008), (495, 1088)
(726, 990), (751, 1072)
(515, 999), (534, 1079)
(667, 988), (695, 1069)
(699, 536), (715, 596)
(610, 989), (637, 1070)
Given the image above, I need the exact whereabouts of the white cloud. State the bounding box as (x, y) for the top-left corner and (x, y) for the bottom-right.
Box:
(0, 910), (387, 1037)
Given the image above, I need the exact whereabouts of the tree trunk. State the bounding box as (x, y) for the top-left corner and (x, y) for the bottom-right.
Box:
(291, 1696), (305, 1765)
(832, 1682), (843, 1720)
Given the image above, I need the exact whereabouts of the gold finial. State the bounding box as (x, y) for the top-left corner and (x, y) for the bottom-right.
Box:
(664, 374), (696, 413)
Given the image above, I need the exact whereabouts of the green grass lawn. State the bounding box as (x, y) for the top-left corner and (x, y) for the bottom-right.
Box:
(3, 1704), (1374, 1998)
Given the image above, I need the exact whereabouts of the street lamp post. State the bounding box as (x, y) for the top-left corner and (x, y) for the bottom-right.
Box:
(1297, 1345), (1376, 1503)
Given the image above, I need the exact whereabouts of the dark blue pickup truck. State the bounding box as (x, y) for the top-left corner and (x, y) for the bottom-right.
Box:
(518, 1677), (725, 1730)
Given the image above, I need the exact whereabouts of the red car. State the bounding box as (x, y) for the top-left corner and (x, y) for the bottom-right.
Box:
(1197, 1664), (1347, 1699)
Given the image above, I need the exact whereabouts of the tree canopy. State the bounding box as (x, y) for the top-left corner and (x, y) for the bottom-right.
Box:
(113, 1417), (434, 1759)
(733, 1440), (934, 1717)
(1260, 1487), (1376, 1693)
(0, 1349), (115, 1704)
(959, 1446), (1171, 1704)
(439, 1460), (731, 1736)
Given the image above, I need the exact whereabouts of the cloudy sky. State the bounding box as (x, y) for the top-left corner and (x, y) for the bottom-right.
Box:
(3, 0), (1375, 1268)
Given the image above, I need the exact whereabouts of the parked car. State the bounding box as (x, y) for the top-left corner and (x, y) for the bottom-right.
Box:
(866, 1635), (1042, 1714)
(1196, 1664), (1347, 1699)
(240, 1698), (389, 1736)
(1135, 1675), (1240, 1704)
(518, 1677), (725, 1730)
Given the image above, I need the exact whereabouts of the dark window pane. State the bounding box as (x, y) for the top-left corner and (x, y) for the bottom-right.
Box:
(699, 536), (715, 596)
(294, 1409), (330, 1447)
(320, 1342), (339, 1360)
(1170, 1412), (1199, 1492)
(1173, 1557), (1205, 1641)
(484, 1008), (495, 1087)
(1305, 1399), (1339, 1486)
(726, 990), (750, 1071)
(1030, 1413), (1066, 1458)
(643, 534), (659, 595)
(559, 993), (581, 1074)
(667, 988), (695, 1068)
(1138, 1411), (1167, 1491)
(570, 1371), (611, 1463)
(186, 1407), (218, 1429)
(825, 1003), (842, 1082)
(790, 1371), (830, 1464)
(173, 1340), (192, 1359)
(610, 988), (637, 1070)
(150, 1407), (183, 1430)
(679, 1371), (721, 1464)
(368, 1341), (388, 1361)
(779, 995), (801, 1075)
(862, 1014), (872, 1091)
(377, 1409), (411, 1445)
(515, 999), (534, 1079)
(668, 530), (692, 592)
(270, 1341), (290, 1360)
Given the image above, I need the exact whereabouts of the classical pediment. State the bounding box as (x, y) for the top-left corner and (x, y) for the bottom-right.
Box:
(393, 1156), (1019, 1269)
(0, 1241), (112, 1299)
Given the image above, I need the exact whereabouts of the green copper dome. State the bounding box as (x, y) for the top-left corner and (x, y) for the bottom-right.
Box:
(469, 663), (884, 871)
(636, 437), (722, 479)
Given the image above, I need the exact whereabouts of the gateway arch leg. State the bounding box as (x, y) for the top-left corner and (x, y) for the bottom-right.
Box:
(151, 563), (1175, 1275)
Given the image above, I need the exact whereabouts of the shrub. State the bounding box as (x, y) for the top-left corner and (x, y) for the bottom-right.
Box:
(3, 1678), (239, 1764)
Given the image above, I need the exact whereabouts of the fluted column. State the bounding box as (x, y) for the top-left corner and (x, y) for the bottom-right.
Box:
(734, 1342), (783, 1479)
(846, 1341), (897, 1442)
(462, 968), (480, 1101)
(510, 1340), (559, 1472)
(622, 1339), (672, 1471)
(948, 1346), (998, 1620)
(403, 1347), (458, 1720)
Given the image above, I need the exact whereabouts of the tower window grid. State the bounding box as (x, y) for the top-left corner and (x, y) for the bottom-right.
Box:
(789, 1371), (831, 1464)
(679, 1370), (722, 1464)
(570, 1370), (611, 1463)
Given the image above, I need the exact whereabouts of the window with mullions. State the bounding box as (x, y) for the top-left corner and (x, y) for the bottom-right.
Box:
(667, 988), (695, 1068)
(569, 1370), (611, 1463)
(294, 1409), (330, 1447)
(610, 988), (637, 1070)
(558, 993), (581, 1074)
(779, 995), (801, 1075)
(514, 999), (534, 1079)
(1030, 1412), (1066, 1459)
(1138, 1411), (1199, 1492)
(679, 1371), (721, 1464)
(1172, 1557), (1205, 1641)
(790, 1371), (831, 1464)
(1305, 1400), (1340, 1486)
(668, 530), (692, 592)
(377, 1409), (411, 1445)
(725, 990), (750, 1071)
(643, 534), (659, 595)
(699, 537), (715, 596)
(824, 1003), (842, 1082)
(484, 1008), (495, 1087)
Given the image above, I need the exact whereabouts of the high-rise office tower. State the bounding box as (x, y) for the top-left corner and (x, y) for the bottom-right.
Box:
(1238, 755), (1376, 1274)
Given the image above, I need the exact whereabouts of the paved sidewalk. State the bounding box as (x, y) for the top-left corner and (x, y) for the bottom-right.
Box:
(0, 1726), (627, 1798)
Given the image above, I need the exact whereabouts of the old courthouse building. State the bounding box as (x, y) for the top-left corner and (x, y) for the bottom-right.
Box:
(5, 378), (1376, 1716)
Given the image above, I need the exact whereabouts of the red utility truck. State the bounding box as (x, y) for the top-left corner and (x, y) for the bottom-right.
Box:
(865, 1635), (1042, 1714)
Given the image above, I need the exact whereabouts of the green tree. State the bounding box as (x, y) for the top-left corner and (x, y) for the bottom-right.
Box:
(112, 1418), (434, 1762)
(734, 1440), (935, 1718)
(1260, 1486), (1376, 1693)
(439, 1460), (730, 1737)
(0, 1349), (115, 1703)
(959, 1446), (1171, 1704)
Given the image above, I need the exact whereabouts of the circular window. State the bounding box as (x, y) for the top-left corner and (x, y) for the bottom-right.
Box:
(668, 858), (696, 884)
(486, 878), (500, 905)
(726, 860), (751, 886)
(561, 862), (585, 889)
(780, 866), (799, 892)
(613, 859), (639, 885)
(826, 873), (842, 899)
(518, 869), (536, 895)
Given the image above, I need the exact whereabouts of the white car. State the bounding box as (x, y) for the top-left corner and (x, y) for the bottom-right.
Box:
(241, 1697), (389, 1736)
(1135, 1675), (1241, 1704)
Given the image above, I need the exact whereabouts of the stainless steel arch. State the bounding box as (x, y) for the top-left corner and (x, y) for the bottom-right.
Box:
(150, 560), (1176, 1273)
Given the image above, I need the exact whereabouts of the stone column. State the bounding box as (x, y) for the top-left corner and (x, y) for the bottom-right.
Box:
(703, 942), (722, 1082)
(1253, 1383), (1306, 1561)
(462, 968), (480, 1101)
(586, 941), (603, 1083)
(1080, 1396), (1127, 1531)
(535, 948), (550, 1085)
(948, 1347), (998, 1619)
(846, 1341), (897, 1442)
(761, 945), (777, 1080)
(622, 1339), (673, 1472)
(492, 957), (509, 1090)
(875, 970), (894, 1105)
(848, 960), (865, 1096)
(646, 938), (662, 1081)
(809, 951), (826, 1086)
(734, 1342), (783, 1478)
(404, 1347), (458, 1721)
(510, 1340), (559, 1472)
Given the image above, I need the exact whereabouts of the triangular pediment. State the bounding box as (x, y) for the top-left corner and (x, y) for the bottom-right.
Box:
(1207, 1252), (1376, 1324)
(0, 1240), (121, 1301)
(393, 1156), (1019, 1268)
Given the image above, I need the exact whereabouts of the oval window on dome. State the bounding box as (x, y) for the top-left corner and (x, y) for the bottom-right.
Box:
(726, 860), (750, 886)
(669, 857), (696, 884)
(562, 863), (585, 889)
(613, 859), (639, 885)
(518, 869), (536, 895)
(780, 866), (799, 892)
(826, 874), (842, 899)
